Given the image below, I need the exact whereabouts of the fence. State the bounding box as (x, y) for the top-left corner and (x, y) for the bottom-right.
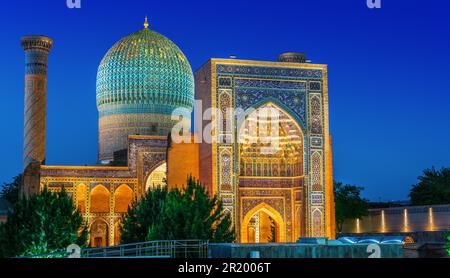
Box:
(24, 240), (209, 258)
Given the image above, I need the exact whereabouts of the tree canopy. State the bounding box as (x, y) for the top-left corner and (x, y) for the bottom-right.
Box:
(334, 182), (369, 233)
(120, 176), (235, 244)
(409, 167), (450, 205)
(446, 234), (450, 256)
(0, 174), (21, 206)
(0, 187), (87, 257)
(119, 185), (169, 244)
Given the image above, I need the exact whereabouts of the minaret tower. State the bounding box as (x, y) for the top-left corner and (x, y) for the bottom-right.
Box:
(21, 36), (53, 169)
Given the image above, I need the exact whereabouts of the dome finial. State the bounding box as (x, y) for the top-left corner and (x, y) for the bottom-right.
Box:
(144, 16), (149, 29)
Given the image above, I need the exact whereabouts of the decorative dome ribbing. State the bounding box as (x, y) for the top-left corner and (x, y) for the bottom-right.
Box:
(96, 28), (194, 115)
(96, 24), (194, 163)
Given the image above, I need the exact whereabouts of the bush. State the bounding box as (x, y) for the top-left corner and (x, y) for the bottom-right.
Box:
(0, 187), (87, 257)
(120, 176), (235, 244)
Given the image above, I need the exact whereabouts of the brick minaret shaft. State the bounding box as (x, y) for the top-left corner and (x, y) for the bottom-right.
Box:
(21, 36), (53, 170)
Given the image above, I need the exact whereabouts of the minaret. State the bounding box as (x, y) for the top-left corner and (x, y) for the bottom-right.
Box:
(21, 36), (53, 170)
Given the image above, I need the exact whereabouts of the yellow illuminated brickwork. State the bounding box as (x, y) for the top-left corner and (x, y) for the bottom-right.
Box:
(167, 135), (200, 191)
(37, 136), (167, 247)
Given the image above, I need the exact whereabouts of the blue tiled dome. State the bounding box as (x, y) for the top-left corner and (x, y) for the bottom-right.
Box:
(96, 26), (194, 162)
(96, 28), (194, 115)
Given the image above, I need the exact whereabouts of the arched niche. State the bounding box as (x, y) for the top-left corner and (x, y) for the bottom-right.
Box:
(114, 184), (133, 213)
(238, 102), (304, 178)
(145, 162), (167, 191)
(241, 202), (286, 243)
(90, 185), (110, 213)
(90, 218), (109, 247)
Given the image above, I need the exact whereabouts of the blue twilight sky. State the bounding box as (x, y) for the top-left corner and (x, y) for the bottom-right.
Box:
(0, 0), (449, 201)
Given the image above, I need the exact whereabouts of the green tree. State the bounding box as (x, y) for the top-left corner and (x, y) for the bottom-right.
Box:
(409, 167), (450, 205)
(120, 176), (235, 244)
(0, 174), (21, 206)
(446, 234), (450, 256)
(119, 186), (168, 244)
(0, 187), (87, 257)
(334, 182), (369, 233)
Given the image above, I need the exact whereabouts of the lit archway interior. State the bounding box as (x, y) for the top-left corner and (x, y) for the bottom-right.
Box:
(90, 219), (109, 247)
(241, 203), (286, 243)
(239, 103), (303, 177)
(247, 211), (280, 243)
(146, 163), (167, 191)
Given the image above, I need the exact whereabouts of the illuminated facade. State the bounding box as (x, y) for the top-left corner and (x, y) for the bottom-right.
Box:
(195, 57), (335, 242)
(38, 135), (168, 247)
(20, 22), (335, 246)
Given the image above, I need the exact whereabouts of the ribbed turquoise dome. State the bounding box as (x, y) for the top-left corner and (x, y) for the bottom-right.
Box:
(96, 26), (194, 162)
(96, 28), (194, 115)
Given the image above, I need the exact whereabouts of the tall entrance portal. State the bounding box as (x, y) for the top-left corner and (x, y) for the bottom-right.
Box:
(238, 102), (304, 243)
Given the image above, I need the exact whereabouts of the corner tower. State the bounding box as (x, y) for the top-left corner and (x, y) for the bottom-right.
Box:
(21, 36), (53, 169)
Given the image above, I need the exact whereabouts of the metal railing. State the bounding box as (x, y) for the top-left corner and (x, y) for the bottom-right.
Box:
(23, 240), (209, 258)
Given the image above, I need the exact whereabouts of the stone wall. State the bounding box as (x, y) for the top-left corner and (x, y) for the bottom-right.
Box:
(339, 231), (449, 243)
(167, 135), (200, 190)
(341, 204), (450, 234)
(208, 243), (403, 258)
